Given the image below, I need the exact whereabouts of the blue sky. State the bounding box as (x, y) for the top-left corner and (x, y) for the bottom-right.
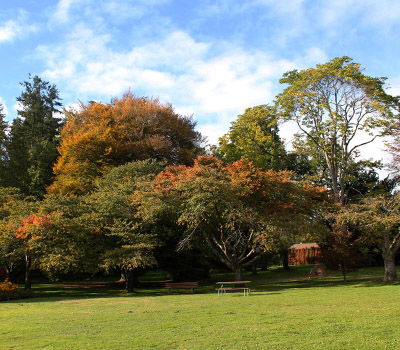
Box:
(1, 0), (400, 158)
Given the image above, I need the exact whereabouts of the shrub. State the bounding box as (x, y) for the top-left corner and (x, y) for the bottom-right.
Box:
(0, 279), (30, 301)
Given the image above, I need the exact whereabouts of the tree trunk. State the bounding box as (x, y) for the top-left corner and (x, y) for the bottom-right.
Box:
(260, 253), (268, 271)
(125, 269), (135, 293)
(280, 249), (290, 270)
(383, 251), (397, 282)
(5, 262), (15, 282)
(234, 266), (243, 281)
(25, 253), (31, 291)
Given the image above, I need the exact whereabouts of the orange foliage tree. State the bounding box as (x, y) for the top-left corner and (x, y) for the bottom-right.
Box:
(49, 92), (204, 195)
(135, 156), (327, 280)
(15, 214), (52, 290)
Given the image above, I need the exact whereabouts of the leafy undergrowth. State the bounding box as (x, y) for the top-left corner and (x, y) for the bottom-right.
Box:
(1, 266), (399, 349)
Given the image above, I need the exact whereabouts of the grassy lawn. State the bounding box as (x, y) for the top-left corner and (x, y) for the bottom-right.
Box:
(1, 266), (400, 349)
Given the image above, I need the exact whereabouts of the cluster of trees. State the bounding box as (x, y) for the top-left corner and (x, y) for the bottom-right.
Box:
(1, 57), (400, 292)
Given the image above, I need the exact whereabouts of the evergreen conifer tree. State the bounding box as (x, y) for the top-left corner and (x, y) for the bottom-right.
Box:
(7, 75), (62, 197)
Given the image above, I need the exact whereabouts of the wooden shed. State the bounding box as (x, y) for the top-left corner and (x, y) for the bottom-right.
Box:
(288, 243), (322, 265)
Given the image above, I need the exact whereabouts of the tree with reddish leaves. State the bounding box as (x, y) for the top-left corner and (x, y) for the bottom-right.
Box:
(135, 156), (326, 280)
(15, 213), (52, 290)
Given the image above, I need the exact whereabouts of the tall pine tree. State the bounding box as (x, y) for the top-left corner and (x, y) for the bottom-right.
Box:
(7, 75), (63, 197)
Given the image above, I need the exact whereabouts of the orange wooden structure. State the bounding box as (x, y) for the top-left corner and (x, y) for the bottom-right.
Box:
(288, 243), (322, 265)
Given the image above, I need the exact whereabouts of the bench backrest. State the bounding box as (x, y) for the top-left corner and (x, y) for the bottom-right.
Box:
(164, 282), (199, 288)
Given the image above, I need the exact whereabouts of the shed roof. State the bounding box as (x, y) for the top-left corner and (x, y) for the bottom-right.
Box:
(289, 243), (320, 250)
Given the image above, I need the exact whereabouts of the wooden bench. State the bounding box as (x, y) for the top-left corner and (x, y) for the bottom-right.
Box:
(164, 282), (199, 294)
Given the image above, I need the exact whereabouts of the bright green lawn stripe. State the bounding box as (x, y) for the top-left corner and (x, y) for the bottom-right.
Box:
(1, 267), (400, 349)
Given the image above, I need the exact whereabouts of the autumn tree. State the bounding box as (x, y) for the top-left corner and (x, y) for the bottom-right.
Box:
(49, 92), (204, 195)
(0, 188), (27, 281)
(15, 213), (53, 290)
(7, 75), (63, 197)
(335, 194), (400, 282)
(136, 156), (326, 280)
(277, 56), (399, 205)
(0, 187), (38, 288)
(1, 190), (101, 290)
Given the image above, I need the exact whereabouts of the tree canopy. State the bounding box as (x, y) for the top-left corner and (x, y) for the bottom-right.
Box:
(49, 92), (205, 195)
(6, 75), (63, 197)
(277, 56), (399, 205)
(135, 156), (326, 280)
(335, 194), (400, 282)
(217, 105), (287, 170)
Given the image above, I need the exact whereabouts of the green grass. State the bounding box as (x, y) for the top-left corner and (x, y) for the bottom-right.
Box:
(1, 266), (400, 349)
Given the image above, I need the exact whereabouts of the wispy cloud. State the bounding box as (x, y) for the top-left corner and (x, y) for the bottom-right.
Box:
(51, 0), (171, 26)
(317, 0), (400, 29)
(0, 10), (37, 43)
(52, 0), (94, 24)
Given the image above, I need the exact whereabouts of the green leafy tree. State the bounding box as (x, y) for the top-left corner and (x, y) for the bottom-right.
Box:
(7, 75), (63, 197)
(277, 56), (399, 205)
(336, 194), (400, 282)
(37, 194), (101, 281)
(386, 118), (400, 183)
(83, 160), (162, 292)
(217, 105), (287, 170)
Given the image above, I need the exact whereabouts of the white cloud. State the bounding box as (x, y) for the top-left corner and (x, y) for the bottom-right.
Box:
(386, 76), (400, 97)
(37, 23), (331, 146)
(313, 0), (400, 32)
(13, 102), (23, 114)
(0, 20), (19, 42)
(51, 0), (171, 26)
(52, 0), (92, 24)
(0, 11), (37, 43)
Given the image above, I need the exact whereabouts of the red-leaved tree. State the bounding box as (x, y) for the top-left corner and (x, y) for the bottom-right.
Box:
(15, 214), (52, 290)
(135, 156), (326, 280)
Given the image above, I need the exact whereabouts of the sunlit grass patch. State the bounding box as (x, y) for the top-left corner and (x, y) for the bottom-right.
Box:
(1, 266), (399, 349)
